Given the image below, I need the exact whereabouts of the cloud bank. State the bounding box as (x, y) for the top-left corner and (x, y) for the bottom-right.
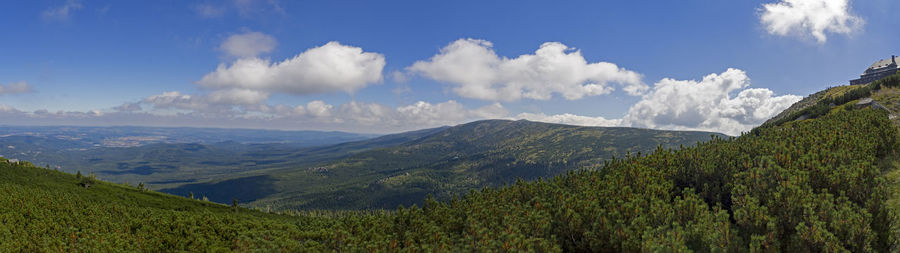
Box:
(1, 99), (508, 133)
(3, 68), (798, 135)
(516, 113), (622, 127)
(408, 39), (646, 101)
(521, 69), (801, 136)
(623, 68), (801, 135)
(0, 81), (33, 95)
(3, 36), (799, 135)
(760, 0), (863, 43)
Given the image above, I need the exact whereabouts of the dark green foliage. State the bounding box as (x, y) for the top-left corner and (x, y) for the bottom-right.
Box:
(0, 161), (337, 251)
(2, 120), (720, 210)
(2, 103), (898, 251)
(208, 120), (724, 210)
(869, 71), (900, 91)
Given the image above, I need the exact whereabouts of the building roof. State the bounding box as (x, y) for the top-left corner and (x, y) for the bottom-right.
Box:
(866, 56), (898, 73)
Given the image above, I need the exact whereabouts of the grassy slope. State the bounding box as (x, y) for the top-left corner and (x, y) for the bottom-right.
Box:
(3, 101), (898, 251)
(870, 85), (900, 240)
(0, 160), (339, 251)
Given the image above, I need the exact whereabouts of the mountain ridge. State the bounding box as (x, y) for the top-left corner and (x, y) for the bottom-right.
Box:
(162, 119), (725, 209)
(4, 81), (900, 251)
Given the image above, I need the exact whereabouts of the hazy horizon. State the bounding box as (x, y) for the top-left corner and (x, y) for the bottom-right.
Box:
(1, 0), (897, 135)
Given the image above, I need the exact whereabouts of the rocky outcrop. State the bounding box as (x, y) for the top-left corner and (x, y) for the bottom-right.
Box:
(854, 98), (889, 111)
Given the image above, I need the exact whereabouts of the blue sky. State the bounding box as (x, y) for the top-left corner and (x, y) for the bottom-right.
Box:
(0, 0), (897, 135)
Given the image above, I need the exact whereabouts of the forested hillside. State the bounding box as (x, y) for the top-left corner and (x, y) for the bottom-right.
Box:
(4, 75), (900, 250)
(163, 120), (723, 210)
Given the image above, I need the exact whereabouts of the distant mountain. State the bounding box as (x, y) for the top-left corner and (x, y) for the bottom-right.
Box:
(0, 125), (376, 147)
(163, 120), (725, 210)
(0, 125), (379, 184)
(0, 121), (724, 210)
(0, 125), (444, 188)
(8, 77), (900, 251)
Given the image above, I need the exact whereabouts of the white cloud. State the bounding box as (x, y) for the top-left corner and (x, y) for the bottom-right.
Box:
(760, 0), (863, 43)
(249, 100), (507, 128)
(396, 101), (469, 126)
(138, 97), (506, 132)
(42, 0), (83, 21)
(514, 69), (801, 135)
(142, 91), (210, 112)
(139, 90), (269, 114)
(408, 39), (645, 101)
(516, 113), (621, 127)
(305, 100), (334, 118)
(470, 103), (509, 119)
(220, 31), (277, 58)
(192, 3), (226, 18)
(0, 81), (33, 95)
(198, 41), (385, 95)
(207, 89), (269, 105)
(137, 93), (509, 131)
(622, 68), (801, 135)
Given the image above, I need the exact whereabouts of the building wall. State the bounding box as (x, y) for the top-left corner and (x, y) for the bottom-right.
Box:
(851, 67), (899, 85)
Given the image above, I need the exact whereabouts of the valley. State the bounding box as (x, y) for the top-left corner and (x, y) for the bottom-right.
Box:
(0, 120), (722, 210)
(3, 74), (900, 251)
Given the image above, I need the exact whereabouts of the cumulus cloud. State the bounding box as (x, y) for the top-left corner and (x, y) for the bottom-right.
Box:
(514, 69), (800, 135)
(198, 41), (385, 95)
(0, 81), (33, 95)
(305, 100), (334, 118)
(220, 31), (277, 58)
(516, 113), (622, 127)
(760, 0), (863, 43)
(408, 39), (645, 101)
(622, 68), (801, 135)
(42, 0), (82, 21)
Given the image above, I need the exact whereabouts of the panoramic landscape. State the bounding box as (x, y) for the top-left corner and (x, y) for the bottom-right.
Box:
(1, 0), (899, 251)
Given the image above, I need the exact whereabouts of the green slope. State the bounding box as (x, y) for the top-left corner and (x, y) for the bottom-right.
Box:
(4, 93), (900, 251)
(6, 74), (900, 251)
(0, 159), (343, 251)
(163, 120), (724, 210)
